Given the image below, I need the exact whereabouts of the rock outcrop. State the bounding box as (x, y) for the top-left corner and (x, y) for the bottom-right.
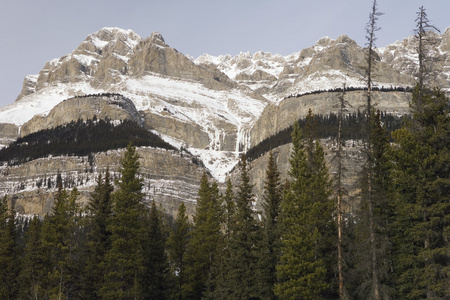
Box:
(20, 94), (141, 137)
(250, 90), (411, 147)
(1, 27), (450, 217)
(1, 147), (206, 219)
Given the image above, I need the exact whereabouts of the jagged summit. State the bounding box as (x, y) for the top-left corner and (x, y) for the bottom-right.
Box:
(149, 32), (165, 44)
(83, 27), (141, 51)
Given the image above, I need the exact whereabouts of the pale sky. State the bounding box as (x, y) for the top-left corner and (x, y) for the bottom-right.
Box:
(0, 0), (448, 108)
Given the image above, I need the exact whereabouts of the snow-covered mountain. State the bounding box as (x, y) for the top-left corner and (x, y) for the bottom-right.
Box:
(2, 27), (450, 177)
(0, 26), (449, 217)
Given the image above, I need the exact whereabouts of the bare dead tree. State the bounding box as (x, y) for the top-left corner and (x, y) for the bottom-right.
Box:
(414, 6), (440, 110)
(364, 1), (383, 299)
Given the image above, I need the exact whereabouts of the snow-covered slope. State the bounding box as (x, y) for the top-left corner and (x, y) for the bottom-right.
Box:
(1, 27), (449, 180)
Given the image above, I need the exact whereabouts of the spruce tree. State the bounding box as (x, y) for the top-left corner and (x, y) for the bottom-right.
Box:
(40, 185), (82, 299)
(101, 143), (146, 299)
(18, 216), (47, 300)
(260, 150), (283, 300)
(84, 169), (114, 299)
(0, 197), (20, 300)
(167, 202), (191, 300)
(391, 86), (450, 299)
(224, 154), (263, 300)
(354, 111), (394, 300)
(184, 173), (223, 300)
(275, 113), (335, 300)
(205, 178), (235, 300)
(141, 201), (171, 300)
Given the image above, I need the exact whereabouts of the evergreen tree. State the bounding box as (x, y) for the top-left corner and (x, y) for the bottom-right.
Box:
(84, 168), (114, 299)
(357, 2), (389, 299)
(275, 113), (335, 300)
(223, 154), (263, 300)
(167, 202), (191, 300)
(205, 178), (235, 300)
(40, 185), (82, 299)
(391, 86), (450, 299)
(0, 197), (20, 300)
(141, 201), (171, 300)
(101, 143), (146, 299)
(18, 216), (47, 300)
(354, 111), (394, 299)
(184, 173), (223, 300)
(260, 151), (283, 300)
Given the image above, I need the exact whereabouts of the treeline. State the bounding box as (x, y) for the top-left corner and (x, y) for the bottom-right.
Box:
(1, 81), (447, 300)
(284, 85), (413, 100)
(246, 111), (404, 161)
(0, 118), (175, 165)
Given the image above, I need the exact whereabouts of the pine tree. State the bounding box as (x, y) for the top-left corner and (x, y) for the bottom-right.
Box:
(184, 173), (223, 300)
(101, 143), (146, 299)
(260, 150), (283, 300)
(141, 201), (171, 299)
(354, 111), (394, 299)
(18, 216), (47, 300)
(0, 197), (20, 300)
(40, 185), (82, 299)
(205, 178), (234, 300)
(357, 1), (388, 299)
(223, 178), (235, 240)
(275, 112), (335, 300)
(84, 168), (114, 299)
(335, 85), (348, 299)
(391, 86), (450, 299)
(414, 6), (440, 107)
(167, 202), (191, 300)
(224, 154), (263, 300)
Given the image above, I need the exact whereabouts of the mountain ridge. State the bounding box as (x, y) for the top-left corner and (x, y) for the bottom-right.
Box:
(1, 26), (449, 182)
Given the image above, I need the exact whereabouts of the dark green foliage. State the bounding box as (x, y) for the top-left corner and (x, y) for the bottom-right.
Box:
(39, 186), (83, 299)
(391, 86), (450, 299)
(0, 118), (175, 165)
(275, 112), (336, 300)
(246, 111), (404, 161)
(167, 202), (191, 300)
(141, 201), (171, 300)
(222, 154), (263, 300)
(18, 216), (47, 299)
(83, 169), (114, 299)
(352, 111), (395, 299)
(184, 174), (223, 300)
(0, 197), (20, 300)
(101, 143), (146, 299)
(284, 86), (412, 100)
(260, 151), (283, 300)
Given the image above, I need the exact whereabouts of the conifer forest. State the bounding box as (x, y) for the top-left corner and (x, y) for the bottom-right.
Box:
(0, 3), (449, 299)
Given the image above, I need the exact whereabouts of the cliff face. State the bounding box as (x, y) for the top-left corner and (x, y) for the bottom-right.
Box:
(1, 147), (205, 219)
(250, 90), (410, 148)
(20, 94), (141, 137)
(1, 27), (450, 216)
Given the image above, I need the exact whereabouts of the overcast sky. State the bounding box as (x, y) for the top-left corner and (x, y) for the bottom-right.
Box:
(0, 0), (448, 108)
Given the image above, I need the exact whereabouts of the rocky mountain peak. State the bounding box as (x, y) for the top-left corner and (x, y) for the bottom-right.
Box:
(149, 32), (166, 45)
(81, 27), (141, 54)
